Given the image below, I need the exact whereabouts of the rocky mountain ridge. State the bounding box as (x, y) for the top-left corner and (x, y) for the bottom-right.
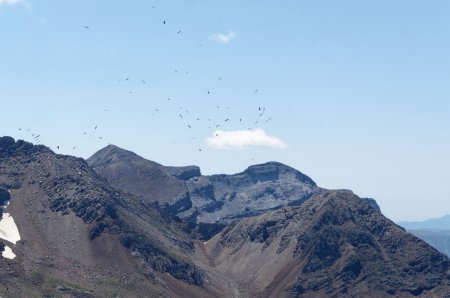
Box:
(88, 145), (322, 224)
(1, 137), (450, 297)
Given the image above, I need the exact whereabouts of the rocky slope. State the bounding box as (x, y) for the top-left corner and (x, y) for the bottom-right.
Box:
(0, 137), (213, 297)
(88, 145), (322, 224)
(201, 191), (450, 297)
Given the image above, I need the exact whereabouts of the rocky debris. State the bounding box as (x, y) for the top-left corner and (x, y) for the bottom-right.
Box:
(206, 191), (450, 297)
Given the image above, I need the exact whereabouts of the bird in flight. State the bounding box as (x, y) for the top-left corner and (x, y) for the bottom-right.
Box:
(94, 125), (98, 130)
(163, 20), (166, 24)
(84, 25), (90, 30)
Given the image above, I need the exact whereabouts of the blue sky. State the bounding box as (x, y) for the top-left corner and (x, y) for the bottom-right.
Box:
(1, 0), (450, 221)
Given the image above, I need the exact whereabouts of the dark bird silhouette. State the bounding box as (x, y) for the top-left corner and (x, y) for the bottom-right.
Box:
(218, 77), (223, 80)
(94, 125), (98, 130)
(141, 79), (146, 84)
(125, 77), (130, 81)
(57, 146), (60, 150)
(84, 25), (90, 30)
(178, 30), (181, 34)
(198, 148), (202, 151)
(179, 114), (183, 118)
(254, 89), (259, 93)
(225, 118), (229, 122)
(187, 125), (192, 128)
(163, 20), (166, 24)
(73, 146), (77, 150)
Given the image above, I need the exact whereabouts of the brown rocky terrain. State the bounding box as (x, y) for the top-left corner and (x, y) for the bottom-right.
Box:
(1, 136), (450, 297)
(201, 191), (450, 297)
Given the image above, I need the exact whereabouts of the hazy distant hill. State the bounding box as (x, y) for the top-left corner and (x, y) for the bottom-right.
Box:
(407, 229), (450, 257)
(398, 215), (450, 257)
(399, 215), (450, 230)
(2, 136), (450, 297)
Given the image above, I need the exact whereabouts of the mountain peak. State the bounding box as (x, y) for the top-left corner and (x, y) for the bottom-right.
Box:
(242, 161), (317, 186)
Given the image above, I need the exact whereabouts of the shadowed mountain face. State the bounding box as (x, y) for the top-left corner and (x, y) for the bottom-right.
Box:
(87, 145), (199, 204)
(88, 145), (322, 224)
(2, 137), (450, 297)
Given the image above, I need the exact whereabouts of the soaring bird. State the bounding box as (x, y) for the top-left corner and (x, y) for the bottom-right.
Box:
(163, 20), (166, 24)
(84, 25), (90, 30)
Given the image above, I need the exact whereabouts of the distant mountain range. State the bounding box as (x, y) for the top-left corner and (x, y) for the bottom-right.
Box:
(398, 216), (450, 258)
(399, 215), (450, 231)
(1, 136), (450, 297)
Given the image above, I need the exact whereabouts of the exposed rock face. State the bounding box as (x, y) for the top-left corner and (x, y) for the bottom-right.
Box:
(181, 162), (321, 223)
(202, 191), (450, 297)
(88, 145), (322, 224)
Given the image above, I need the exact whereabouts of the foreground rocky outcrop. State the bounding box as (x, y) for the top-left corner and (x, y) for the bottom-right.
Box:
(201, 191), (450, 297)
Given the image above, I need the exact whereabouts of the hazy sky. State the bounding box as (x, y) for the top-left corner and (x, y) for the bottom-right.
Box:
(1, 0), (450, 222)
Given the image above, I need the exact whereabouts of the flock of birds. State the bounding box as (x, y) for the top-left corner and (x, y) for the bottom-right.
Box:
(17, 10), (275, 154)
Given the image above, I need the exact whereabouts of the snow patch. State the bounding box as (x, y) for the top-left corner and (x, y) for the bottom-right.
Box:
(0, 213), (21, 244)
(2, 245), (16, 259)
